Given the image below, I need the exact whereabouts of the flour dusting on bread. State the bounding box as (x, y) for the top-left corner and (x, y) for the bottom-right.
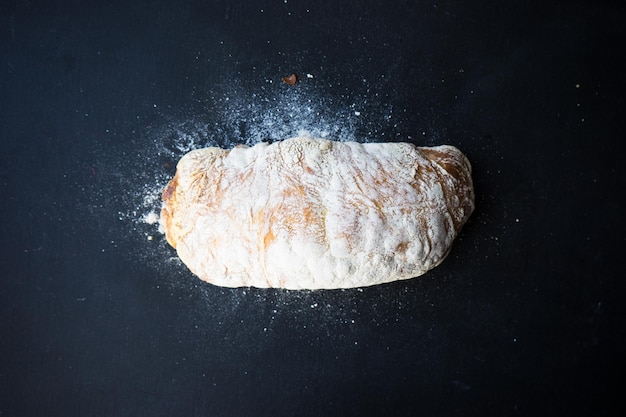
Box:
(160, 136), (474, 289)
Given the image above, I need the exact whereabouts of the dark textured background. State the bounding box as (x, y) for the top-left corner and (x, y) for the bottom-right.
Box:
(1, 1), (624, 416)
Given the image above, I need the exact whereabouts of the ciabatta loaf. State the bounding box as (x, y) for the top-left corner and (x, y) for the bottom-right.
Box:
(160, 137), (474, 289)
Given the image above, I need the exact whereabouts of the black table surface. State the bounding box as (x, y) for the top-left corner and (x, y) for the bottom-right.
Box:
(1, 1), (624, 416)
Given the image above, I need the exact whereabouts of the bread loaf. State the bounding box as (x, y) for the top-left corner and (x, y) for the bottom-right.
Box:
(160, 136), (474, 289)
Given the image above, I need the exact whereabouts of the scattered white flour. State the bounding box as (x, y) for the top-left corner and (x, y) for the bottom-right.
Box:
(142, 211), (159, 225)
(80, 70), (423, 296)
